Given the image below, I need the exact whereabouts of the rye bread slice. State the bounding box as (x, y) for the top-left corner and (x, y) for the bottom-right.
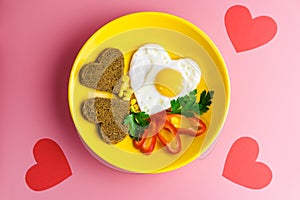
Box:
(79, 48), (124, 94)
(81, 97), (129, 144)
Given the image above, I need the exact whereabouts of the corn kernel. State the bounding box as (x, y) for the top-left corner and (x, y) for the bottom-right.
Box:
(124, 92), (132, 98)
(130, 105), (135, 111)
(121, 85), (127, 91)
(130, 99), (137, 105)
(122, 81), (129, 88)
(118, 90), (123, 97)
(123, 97), (130, 101)
(122, 75), (130, 82)
(126, 88), (133, 94)
(133, 104), (139, 111)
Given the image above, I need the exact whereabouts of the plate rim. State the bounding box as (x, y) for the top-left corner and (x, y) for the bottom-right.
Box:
(68, 11), (231, 173)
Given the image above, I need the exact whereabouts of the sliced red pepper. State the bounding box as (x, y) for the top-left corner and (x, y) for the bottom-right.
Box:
(185, 117), (206, 136)
(140, 135), (156, 155)
(166, 114), (190, 129)
(133, 118), (158, 155)
(166, 114), (207, 137)
(158, 120), (181, 154)
(133, 137), (146, 149)
(150, 111), (167, 132)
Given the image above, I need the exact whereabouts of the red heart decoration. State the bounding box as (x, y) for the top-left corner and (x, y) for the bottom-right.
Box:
(25, 138), (72, 191)
(222, 137), (272, 189)
(225, 5), (277, 52)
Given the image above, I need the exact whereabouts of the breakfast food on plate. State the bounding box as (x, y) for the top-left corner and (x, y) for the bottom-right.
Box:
(79, 48), (124, 94)
(125, 88), (214, 155)
(79, 48), (129, 144)
(129, 44), (201, 114)
(124, 44), (214, 155)
(117, 74), (134, 101)
(81, 97), (129, 144)
(79, 44), (214, 153)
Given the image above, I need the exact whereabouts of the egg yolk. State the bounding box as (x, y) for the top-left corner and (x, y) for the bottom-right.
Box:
(154, 68), (184, 97)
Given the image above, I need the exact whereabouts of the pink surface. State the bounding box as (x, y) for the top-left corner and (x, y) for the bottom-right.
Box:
(1, 0), (300, 199)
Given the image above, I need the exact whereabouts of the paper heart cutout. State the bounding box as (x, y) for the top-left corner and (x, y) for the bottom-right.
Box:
(25, 138), (72, 191)
(222, 137), (272, 189)
(225, 5), (277, 52)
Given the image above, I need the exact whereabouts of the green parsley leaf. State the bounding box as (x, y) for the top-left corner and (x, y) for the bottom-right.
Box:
(170, 99), (181, 114)
(124, 112), (150, 140)
(170, 89), (199, 117)
(169, 89), (214, 117)
(198, 90), (214, 115)
(134, 112), (150, 127)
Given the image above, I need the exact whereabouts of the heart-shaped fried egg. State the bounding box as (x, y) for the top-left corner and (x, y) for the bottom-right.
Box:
(129, 44), (201, 114)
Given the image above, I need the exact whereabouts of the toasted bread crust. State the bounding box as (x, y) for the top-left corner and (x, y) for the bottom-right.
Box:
(81, 97), (129, 144)
(79, 48), (124, 94)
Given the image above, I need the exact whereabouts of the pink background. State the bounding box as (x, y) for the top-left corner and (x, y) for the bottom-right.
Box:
(1, 0), (300, 199)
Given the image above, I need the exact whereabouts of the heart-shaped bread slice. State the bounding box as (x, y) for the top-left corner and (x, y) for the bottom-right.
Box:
(81, 97), (129, 144)
(79, 48), (124, 94)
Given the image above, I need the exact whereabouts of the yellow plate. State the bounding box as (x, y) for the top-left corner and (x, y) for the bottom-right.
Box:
(68, 12), (230, 173)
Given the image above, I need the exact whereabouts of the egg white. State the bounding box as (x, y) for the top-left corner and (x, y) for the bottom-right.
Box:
(129, 44), (201, 115)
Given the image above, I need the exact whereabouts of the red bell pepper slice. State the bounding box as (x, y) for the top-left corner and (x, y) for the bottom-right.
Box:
(157, 120), (181, 154)
(150, 111), (167, 132)
(184, 117), (206, 136)
(133, 137), (146, 149)
(166, 114), (207, 137)
(133, 118), (158, 155)
(140, 134), (156, 155)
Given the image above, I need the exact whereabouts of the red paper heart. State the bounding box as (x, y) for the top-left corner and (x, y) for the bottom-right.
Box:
(25, 138), (72, 191)
(225, 5), (277, 52)
(222, 137), (272, 189)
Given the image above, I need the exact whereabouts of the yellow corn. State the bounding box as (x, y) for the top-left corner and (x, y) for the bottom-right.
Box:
(118, 75), (134, 100)
(123, 81), (129, 88)
(124, 92), (132, 98)
(126, 88), (133, 95)
(118, 90), (123, 98)
(133, 104), (139, 111)
(130, 99), (136, 105)
(122, 75), (130, 82)
(123, 96), (130, 101)
(130, 105), (134, 111)
(121, 85), (127, 91)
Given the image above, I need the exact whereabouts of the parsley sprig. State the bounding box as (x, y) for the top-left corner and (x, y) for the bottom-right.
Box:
(170, 89), (214, 117)
(124, 112), (150, 140)
(124, 89), (214, 140)
(198, 90), (214, 115)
